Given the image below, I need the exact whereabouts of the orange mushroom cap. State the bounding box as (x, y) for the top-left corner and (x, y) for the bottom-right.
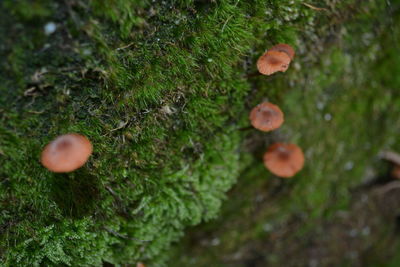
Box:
(257, 50), (291, 76)
(249, 102), (284, 132)
(263, 143), (305, 178)
(41, 133), (93, 173)
(270, 44), (295, 60)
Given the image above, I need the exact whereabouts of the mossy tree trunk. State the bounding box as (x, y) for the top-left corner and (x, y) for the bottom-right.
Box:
(1, 0), (399, 266)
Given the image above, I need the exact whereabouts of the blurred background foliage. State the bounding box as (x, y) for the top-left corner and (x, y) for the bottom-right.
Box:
(1, 0), (399, 266)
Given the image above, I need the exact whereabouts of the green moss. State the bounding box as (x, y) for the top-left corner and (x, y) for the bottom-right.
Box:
(1, 0), (397, 266)
(171, 1), (400, 265)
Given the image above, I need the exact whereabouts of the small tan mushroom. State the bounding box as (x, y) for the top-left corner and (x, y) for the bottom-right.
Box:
(257, 50), (291, 76)
(263, 143), (305, 178)
(249, 102), (284, 132)
(270, 44), (295, 60)
(41, 133), (93, 173)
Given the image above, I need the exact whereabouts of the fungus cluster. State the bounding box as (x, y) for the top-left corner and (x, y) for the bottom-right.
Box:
(250, 43), (305, 178)
(41, 133), (92, 173)
(39, 43), (302, 179)
(257, 44), (295, 76)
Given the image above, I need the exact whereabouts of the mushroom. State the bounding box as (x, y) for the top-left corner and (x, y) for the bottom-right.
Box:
(263, 143), (305, 178)
(41, 133), (93, 173)
(249, 102), (284, 132)
(270, 44), (295, 60)
(257, 50), (291, 76)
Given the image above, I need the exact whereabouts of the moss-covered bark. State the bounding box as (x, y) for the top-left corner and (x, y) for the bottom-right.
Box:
(171, 1), (400, 266)
(1, 0), (399, 266)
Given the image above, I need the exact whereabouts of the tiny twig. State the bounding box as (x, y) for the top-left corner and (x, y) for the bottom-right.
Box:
(105, 186), (121, 200)
(27, 110), (45, 114)
(302, 3), (329, 12)
(221, 0), (239, 32)
(116, 42), (135, 51)
(374, 181), (400, 196)
(379, 150), (400, 166)
(221, 15), (234, 33)
(24, 87), (37, 97)
(110, 120), (129, 132)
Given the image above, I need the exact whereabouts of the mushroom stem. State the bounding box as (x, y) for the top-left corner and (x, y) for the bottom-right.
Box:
(238, 126), (254, 131)
(246, 71), (262, 78)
